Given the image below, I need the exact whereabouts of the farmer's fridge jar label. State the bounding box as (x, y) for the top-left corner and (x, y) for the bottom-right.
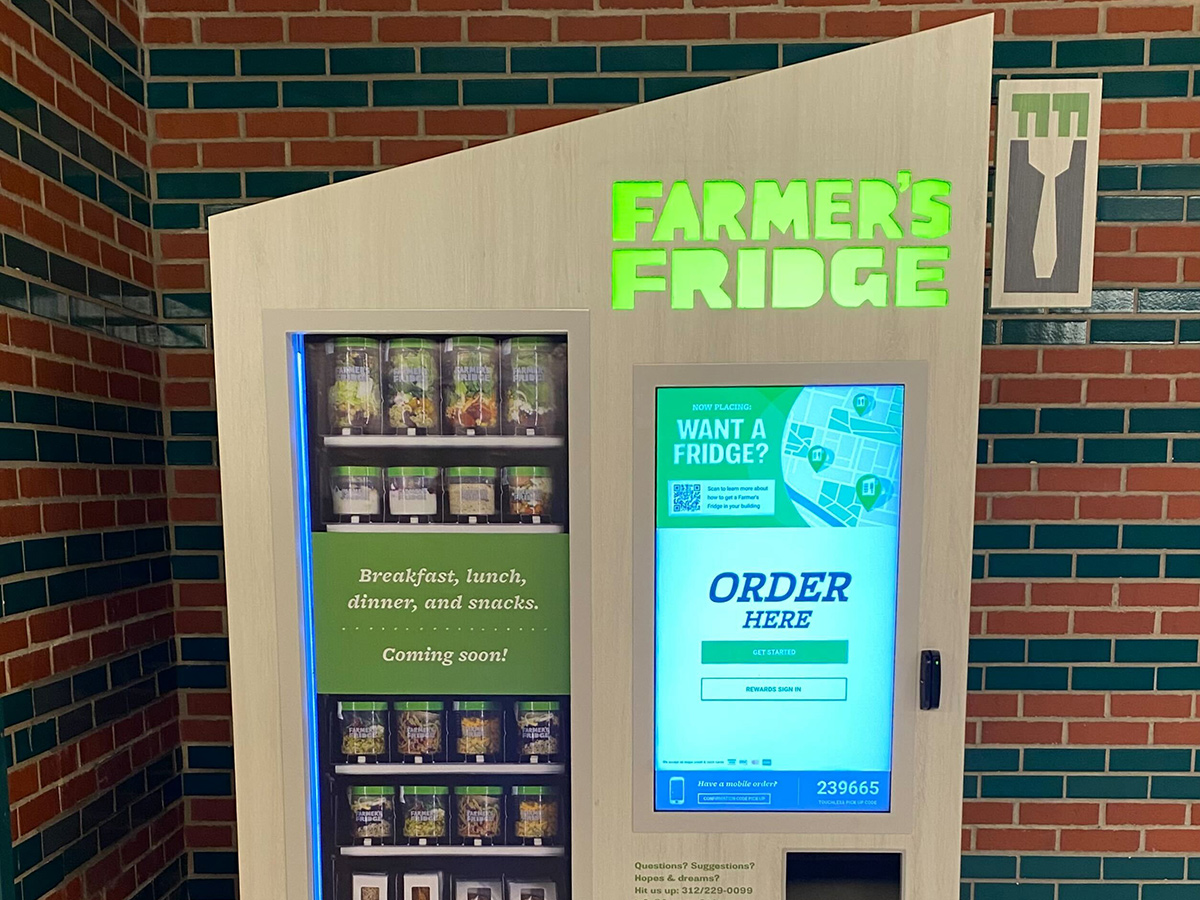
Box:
(386, 338), (440, 435)
(349, 786), (394, 845)
(445, 467), (497, 524)
(504, 467), (553, 524)
(394, 701), (445, 761)
(326, 337), (382, 434)
(502, 337), (563, 436)
(330, 467), (383, 523)
(455, 786), (503, 845)
(453, 701), (503, 761)
(339, 701), (388, 761)
(443, 336), (498, 435)
(401, 786), (449, 845)
(516, 701), (561, 762)
(387, 467), (440, 523)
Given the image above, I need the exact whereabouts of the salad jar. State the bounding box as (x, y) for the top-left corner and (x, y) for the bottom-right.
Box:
(503, 467), (553, 524)
(394, 701), (444, 762)
(348, 786), (394, 845)
(330, 466), (383, 523)
(338, 701), (388, 762)
(443, 336), (499, 435)
(445, 467), (497, 524)
(515, 701), (561, 763)
(511, 786), (560, 845)
(400, 786), (449, 845)
(385, 338), (440, 435)
(454, 786), (503, 845)
(502, 338), (563, 436)
(453, 701), (503, 761)
(326, 337), (382, 434)
(387, 467), (440, 523)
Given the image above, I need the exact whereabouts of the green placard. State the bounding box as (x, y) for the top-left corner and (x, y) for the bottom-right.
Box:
(311, 532), (569, 695)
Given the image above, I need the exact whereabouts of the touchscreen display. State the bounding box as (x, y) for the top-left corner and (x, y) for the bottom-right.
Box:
(653, 383), (904, 813)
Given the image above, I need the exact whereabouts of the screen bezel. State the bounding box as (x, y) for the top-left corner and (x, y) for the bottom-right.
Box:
(631, 362), (927, 835)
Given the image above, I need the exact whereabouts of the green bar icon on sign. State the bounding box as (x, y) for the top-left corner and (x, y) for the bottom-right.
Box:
(700, 640), (849, 664)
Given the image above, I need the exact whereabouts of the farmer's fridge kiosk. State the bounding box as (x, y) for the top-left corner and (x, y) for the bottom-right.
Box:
(208, 18), (994, 900)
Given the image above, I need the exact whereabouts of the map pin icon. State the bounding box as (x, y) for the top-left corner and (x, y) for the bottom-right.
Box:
(856, 474), (884, 511)
(853, 393), (872, 416)
(808, 446), (831, 472)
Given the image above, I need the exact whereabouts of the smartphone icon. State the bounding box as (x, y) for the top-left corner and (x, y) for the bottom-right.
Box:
(669, 777), (685, 805)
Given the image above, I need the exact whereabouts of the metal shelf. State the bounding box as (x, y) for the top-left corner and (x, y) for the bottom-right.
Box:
(335, 763), (566, 776)
(323, 435), (564, 449)
(339, 845), (564, 858)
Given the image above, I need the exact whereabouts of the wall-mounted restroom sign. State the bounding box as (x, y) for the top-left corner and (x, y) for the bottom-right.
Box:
(990, 78), (1101, 309)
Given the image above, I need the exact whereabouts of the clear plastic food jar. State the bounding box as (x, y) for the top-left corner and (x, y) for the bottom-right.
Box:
(502, 338), (563, 436)
(511, 786), (559, 845)
(453, 700), (503, 761)
(348, 786), (394, 845)
(387, 467), (440, 523)
(503, 467), (553, 524)
(394, 701), (444, 762)
(443, 336), (499, 435)
(454, 785), (503, 845)
(515, 701), (561, 763)
(330, 466), (383, 523)
(445, 467), (497, 524)
(386, 338), (440, 435)
(400, 785), (449, 845)
(326, 337), (382, 434)
(339, 701), (388, 762)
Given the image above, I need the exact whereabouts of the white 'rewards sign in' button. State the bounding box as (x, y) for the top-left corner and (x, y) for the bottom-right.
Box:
(701, 677), (848, 701)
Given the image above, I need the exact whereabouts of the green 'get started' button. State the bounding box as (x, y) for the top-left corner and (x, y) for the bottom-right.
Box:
(700, 640), (849, 664)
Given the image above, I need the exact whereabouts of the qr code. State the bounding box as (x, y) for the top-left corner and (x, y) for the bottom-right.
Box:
(672, 482), (701, 513)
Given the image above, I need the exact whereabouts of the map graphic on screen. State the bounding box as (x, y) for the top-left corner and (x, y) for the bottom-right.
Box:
(653, 384), (904, 813)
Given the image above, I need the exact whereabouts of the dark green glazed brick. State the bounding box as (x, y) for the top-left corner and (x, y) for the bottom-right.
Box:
(1125, 525), (1200, 549)
(975, 887), (1054, 900)
(1144, 886), (1200, 900)
(992, 439), (1077, 464)
(1083, 439), (1167, 463)
(513, 47), (596, 73)
(1103, 71), (1189, 98)
(1166, 555), (1200, 578)
(331, 48), (415, 74)
(987, 553), (1073, 578)
(245, 171), (329, 198)
(1034, 524), (1118, 549)
(1057, 39), (1143, 68)
(282, 81), (367, 107)
(0, 542), (21, 578)
(175, 525), (224, 551)
(553, 78), (638, 104)
(964, 748), (1020, 772)
(1024, 748), (1106, 772)
(1150, 38), (1200, 65)
(1091, 319), (1177, 343)
(1116, 638), (1198, 662)
(1111, 748), (1193, 772)
(969, 639), (1026, 663)
(1131, 409), (1200, 433)
(1059, 887), (1136, 900)
(422, 47), (505, 74)
(979, 775), (1063, 799)
(1097, 195), (1185, 221)
(692, 44), (778, 71)
(1157, 667), (1200, 690)
(173, 555), (221, 580)
(1000, 320), (1087, 344)
(963, 856), (1017, 879)
(1140, 289), (1200, 312)
(600, 45), (686, 72)
(0, 272), (28, 312)
(1174, 440), (1200, 461)
(166, 441), (213, 466)
(1105, 857), (1186, 880)
(1143, 165), (1200, 190)
(35, 431), (75, 463)
(984, 665), (1068, 690)
(153, 203), (202, 230)
(374, 80), (458, 106)
(1152, 776), (1200, 799)
(1066, 775), (1148, 799)
(1190, 200), (1200, 225)
(14, 392), (56, 426)
(968, 666), (982, 690)
(1021, 856), (1101, 879)
(193, 81), (278, 109)
(149, 48), (236, 76)
(146, 82), (189, 109)
(1028, 639), (1110, 663)
(170, 411), (218, 436)
(973, 525), (1030, 550)
(994, 41), (1052, 68)
(157, 173), (242, 201)
(23, 537), (64, 571)
(1039, 408), (1124, 434)
(163, 293), (213, 318)
(242, 48), (326, 75)
(463, 80), (548, 105)
(4, 577), (47, 615)
(1098, 166), (1138, 191)
(1076, 554), (1160, 578)
(1071, 666), (1155, 690)
(782, 43), (861, 64)
(978, 408), (1035, 434)
(0, 80), (39, 130)
(644, 77), (726, 101)
(982, 319), (998, 344)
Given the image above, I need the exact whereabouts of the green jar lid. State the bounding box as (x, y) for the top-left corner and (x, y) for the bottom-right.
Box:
(331, 466), (382, 477)
(387, 338), (437, 349)
(387, 467), (439, 478)
(393, 701), (445, 711)
(445, 467), (497, 478)
(447, 336), (496, 347)
(341, 702), (389, 712)
(454, 701), (501, 711)
(504, 467), (551, 478)
(511, 786), (558, 795)
(350, 786), (394, 796)
(515, 701), (560, 712)
(331, 337), (379, 347)
(454, 785), (503, 796)
(402, 786), (450, 795)
(507, 336), (555, 346)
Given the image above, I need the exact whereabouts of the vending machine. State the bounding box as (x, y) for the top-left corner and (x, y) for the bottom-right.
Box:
(208, 17), (993, 900)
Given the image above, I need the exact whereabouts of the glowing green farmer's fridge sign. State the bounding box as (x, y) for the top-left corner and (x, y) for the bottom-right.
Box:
(611, 178), (953, 310)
